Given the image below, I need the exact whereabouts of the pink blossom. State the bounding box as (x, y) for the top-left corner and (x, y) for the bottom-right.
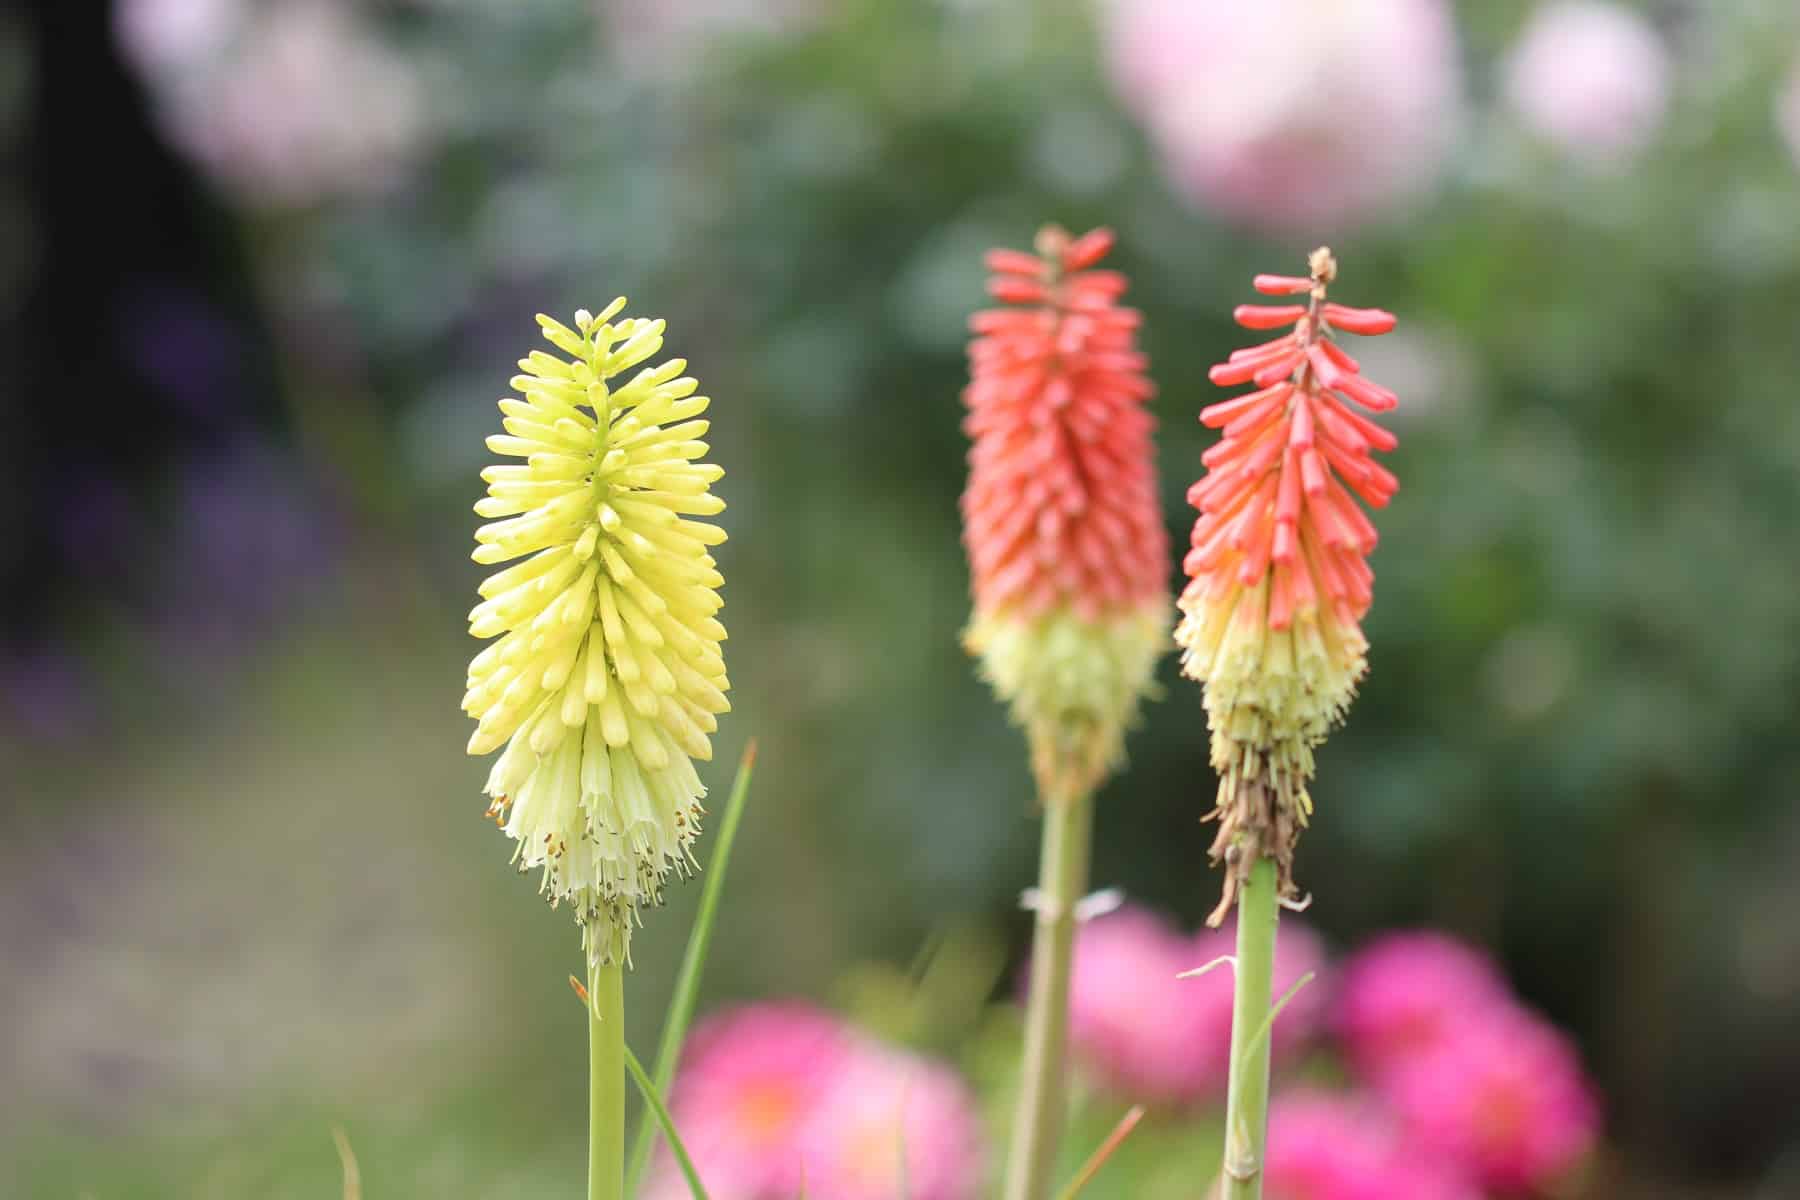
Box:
(1384, 1010), (1602, 1194)
(1266, 1090), (1478, 1200)
(1334, 931), (1512, 1082)
(116, 0), (429, 209)
(644, 1004), (986, 1200)
(1778, 55), (1800, 173)
(114, 0), (245, 77)
(1504, 3), (1671, 167)
(646, 1003), (853, 1199)
(794, 1043), (986, 1200)
(1062, 903), (1325, 1107)
(1100, 0), (1463, 232)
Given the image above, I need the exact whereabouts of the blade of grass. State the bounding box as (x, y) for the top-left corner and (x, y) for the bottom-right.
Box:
(624, 1043), (709, 1200)
(1237, 970), (1317, 1067)
(331, 1126), (362, 1200)
(1053, 1105), (1146, 1200)
(623, 739), (758, 1194)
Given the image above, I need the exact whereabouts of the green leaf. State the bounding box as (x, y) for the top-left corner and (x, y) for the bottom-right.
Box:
(623, 1043), (709, 1200)
(624, 740), (758, 1195)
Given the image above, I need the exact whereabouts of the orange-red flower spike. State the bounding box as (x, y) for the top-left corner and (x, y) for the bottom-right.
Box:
(960, 225), (1171, 801)
(1175, 247), (1400, 921)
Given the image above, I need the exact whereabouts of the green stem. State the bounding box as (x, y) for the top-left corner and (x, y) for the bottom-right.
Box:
(1221, 855), (1280, 1200)
(1003, 788), (1095, 1200)
(589, 959), (626, 1200)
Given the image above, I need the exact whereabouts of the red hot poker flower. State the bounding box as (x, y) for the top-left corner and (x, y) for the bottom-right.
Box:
(1175, 248), (1400, 920)
(960, 226), (1170, 801)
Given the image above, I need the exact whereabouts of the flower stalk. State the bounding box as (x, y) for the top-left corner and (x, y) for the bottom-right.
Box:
(1221, 855), (1279, 1200)
(957, 227), (1169, 1200)
(1177, 251), (1400, 1198)
(1005, 785), (1094, 1200)
(589, 959), (626, 1200)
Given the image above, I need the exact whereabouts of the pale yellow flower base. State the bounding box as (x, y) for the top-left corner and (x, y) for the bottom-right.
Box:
(966, 600), (1170, 802)
(1175, 575), (1366, 920)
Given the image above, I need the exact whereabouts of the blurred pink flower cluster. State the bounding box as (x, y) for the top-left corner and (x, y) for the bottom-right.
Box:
(1099, 0), (1463, 233)
(1341, 933), (1602, 1194)
(114, 0), (429, 209)
(1266, 1090), (1478, 1200)
(642, 1003), (985, 1200)
(1502, 2), (1671, 169)
(1062, 910), (1601, 1195)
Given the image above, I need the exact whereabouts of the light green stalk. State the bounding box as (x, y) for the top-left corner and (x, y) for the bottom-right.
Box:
(589, 959), (626, 1200)
(1003, 788), (1095, 1200)
(1221, 855), (1279, 1200)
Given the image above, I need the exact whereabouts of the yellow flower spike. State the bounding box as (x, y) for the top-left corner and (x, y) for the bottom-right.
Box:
(465, 303), (729, 967)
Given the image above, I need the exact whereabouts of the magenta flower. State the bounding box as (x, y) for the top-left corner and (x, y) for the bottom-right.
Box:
(644, 1003), (986, 1200)
(1062, 903), (1325, 1107)
(1334, 931), (1512, 1082)
(1266, 1090), (1478, 1200)
(1384, 1010), (1602, 1194)
(646, 1004), (852, 1199)
(794, 1042), (986, 1200)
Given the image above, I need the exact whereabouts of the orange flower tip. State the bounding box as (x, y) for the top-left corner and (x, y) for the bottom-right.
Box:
(1288, 400), (1314, 449)
(1200, 383), (1290, 428)
(1300, 448), (1328, 495)
(1233, 304), (1308, 330)
(990, 277), (1050, 304)
(985, 248), (1046, 278)
(1207, 359), (1255, 387)
(1336, 374), (1400, 412)
(1253, 274), (1314, 295)
(1061, 227), (1116, 272)
(1322, 303), (1397, 336)
(1253, 353), (1304, 389)
(1228, 334), (1299, 364)
(1319, 339), (1360, 374)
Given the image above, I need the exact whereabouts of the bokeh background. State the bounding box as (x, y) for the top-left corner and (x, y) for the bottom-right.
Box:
(5, 0), (1800, 1195)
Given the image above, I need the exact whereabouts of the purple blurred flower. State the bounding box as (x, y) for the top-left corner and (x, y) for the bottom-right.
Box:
(1334, 931), (1512, 1083)
(0, 643), (97, 743)
(794, 1042), (985, 1200)
(1100, 0), (1463, 232)
(1504, 2), (1671, 168)
(1062, 903), (1325, 1107)
(57, 469), (141, 582)
(1385, 1009), (1602, 1194)
(645, 1003), (984, 1200)
(116, 0), (428, 209)
(119, 286), (248, 425)
(1267, 1089), (1478, 1200)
